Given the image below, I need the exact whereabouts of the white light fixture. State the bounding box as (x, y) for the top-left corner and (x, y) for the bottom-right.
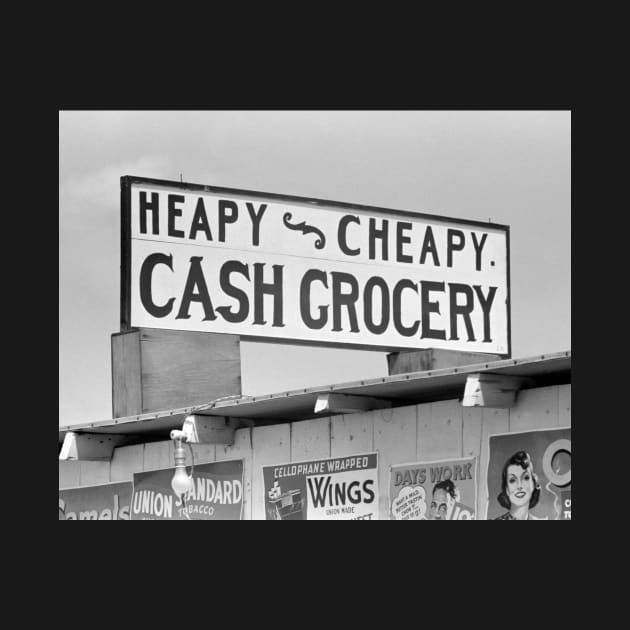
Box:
(170, 429), (194, 500)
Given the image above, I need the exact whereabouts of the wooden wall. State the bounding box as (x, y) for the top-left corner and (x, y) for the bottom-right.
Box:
(60, 383), (571, 519)
(387, 348), (501, 375)
(112, 329), (242, 417)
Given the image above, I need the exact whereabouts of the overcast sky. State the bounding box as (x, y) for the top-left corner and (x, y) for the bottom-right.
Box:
(59, 110), (570, 426)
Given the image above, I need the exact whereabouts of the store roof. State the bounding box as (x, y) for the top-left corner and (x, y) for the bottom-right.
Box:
(58, 350), (570, 447)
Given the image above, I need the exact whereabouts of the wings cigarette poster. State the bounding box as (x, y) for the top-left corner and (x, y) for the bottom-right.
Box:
(262, 453), (379, 520)
(485, 428), (571, 520)
(389, 457), (477, 520)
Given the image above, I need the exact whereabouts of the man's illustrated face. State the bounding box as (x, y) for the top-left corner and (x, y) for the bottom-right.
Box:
(429, 488), (449, 520)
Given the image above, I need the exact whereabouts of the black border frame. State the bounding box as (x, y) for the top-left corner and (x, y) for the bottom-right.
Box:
(120, 175), (512, 357)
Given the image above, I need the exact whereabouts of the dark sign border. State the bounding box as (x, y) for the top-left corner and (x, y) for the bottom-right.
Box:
(120, 175), (511, 358)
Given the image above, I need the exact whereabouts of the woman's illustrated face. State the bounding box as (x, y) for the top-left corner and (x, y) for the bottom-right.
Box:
(506, 464), (534, 508)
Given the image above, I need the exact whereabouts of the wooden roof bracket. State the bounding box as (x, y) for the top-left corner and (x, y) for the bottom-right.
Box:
(59, 432), (134, 461)
(462, 373), (534, 408)
(314, 393), (392, 415)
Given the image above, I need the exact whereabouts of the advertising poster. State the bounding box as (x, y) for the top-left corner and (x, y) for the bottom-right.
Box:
(486, 428), (571, 520)
(59, 481), (132, 520)
(131, 459), (244, 520)
(389, 457), (477, 520)
(262, 453), (379, 520)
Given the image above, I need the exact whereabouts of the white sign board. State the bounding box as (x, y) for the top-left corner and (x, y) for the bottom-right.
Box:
(122, 177), (510, 354)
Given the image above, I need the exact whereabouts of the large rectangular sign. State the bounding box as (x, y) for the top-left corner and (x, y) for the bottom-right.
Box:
(122, 177), (510, 355)
(485, 428), (571, 520)
(59, 481), (132, 520)
(389, 457), (477, 520)
(131, 460), (244, 520)
(262, 453), (379, 520)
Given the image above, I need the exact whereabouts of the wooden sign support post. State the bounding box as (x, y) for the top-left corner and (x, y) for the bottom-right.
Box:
(111, 328), (242, 418)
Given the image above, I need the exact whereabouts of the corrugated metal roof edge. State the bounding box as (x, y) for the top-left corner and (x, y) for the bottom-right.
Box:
(59, 350), (570, 442)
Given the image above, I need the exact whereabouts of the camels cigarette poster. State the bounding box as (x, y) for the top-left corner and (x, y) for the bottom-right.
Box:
(262, 453), (379, 520)
(485, 428), (571, 520)
(59, 481), (132, 520)
(389, 457), (477, 520)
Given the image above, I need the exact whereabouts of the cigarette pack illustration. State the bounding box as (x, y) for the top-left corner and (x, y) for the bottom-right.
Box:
(267, 485), (304, 520)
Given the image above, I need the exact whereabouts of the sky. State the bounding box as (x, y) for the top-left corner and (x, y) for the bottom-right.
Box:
(59, 110), (570, 426)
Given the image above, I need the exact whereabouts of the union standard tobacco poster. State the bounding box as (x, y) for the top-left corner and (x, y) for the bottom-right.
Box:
(131, 459), (244, 520)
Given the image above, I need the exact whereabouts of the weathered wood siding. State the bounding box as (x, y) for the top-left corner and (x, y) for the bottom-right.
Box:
(111, 328), (242, 417)
(59, 384), (571, 519)
(111, 331), (142, 418)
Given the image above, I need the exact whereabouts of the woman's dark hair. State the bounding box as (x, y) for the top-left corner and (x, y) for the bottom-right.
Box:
(497, 450), (541, 510)
(433, 479), (456, 500)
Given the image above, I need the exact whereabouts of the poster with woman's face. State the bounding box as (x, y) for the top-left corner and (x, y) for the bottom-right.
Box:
(486, 428), (571, 520)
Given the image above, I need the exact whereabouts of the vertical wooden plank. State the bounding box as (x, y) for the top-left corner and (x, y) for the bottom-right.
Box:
(79, 461), (111, 486)
(479, 408), (509, 519)
(111, 330), (142, 418)
(59, 461), (81, 489)
(110, 444), (144, 482)
(462, 407), (483, 459)
(290, 417), (331, 462)
(558, 384), (571, 427)
(190, 443), (216, 466)
(143, 440), (173, 471)
(251, 424), (291, 520)
(417, 399), (463, 461)
(374, 406), (417, 520)
(510, 385), (559, 432)
(462, 406), (483, 518)
(330, 411), (374, 457)
(415, 402), (431, 458)
(217, 426), (253, 521)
